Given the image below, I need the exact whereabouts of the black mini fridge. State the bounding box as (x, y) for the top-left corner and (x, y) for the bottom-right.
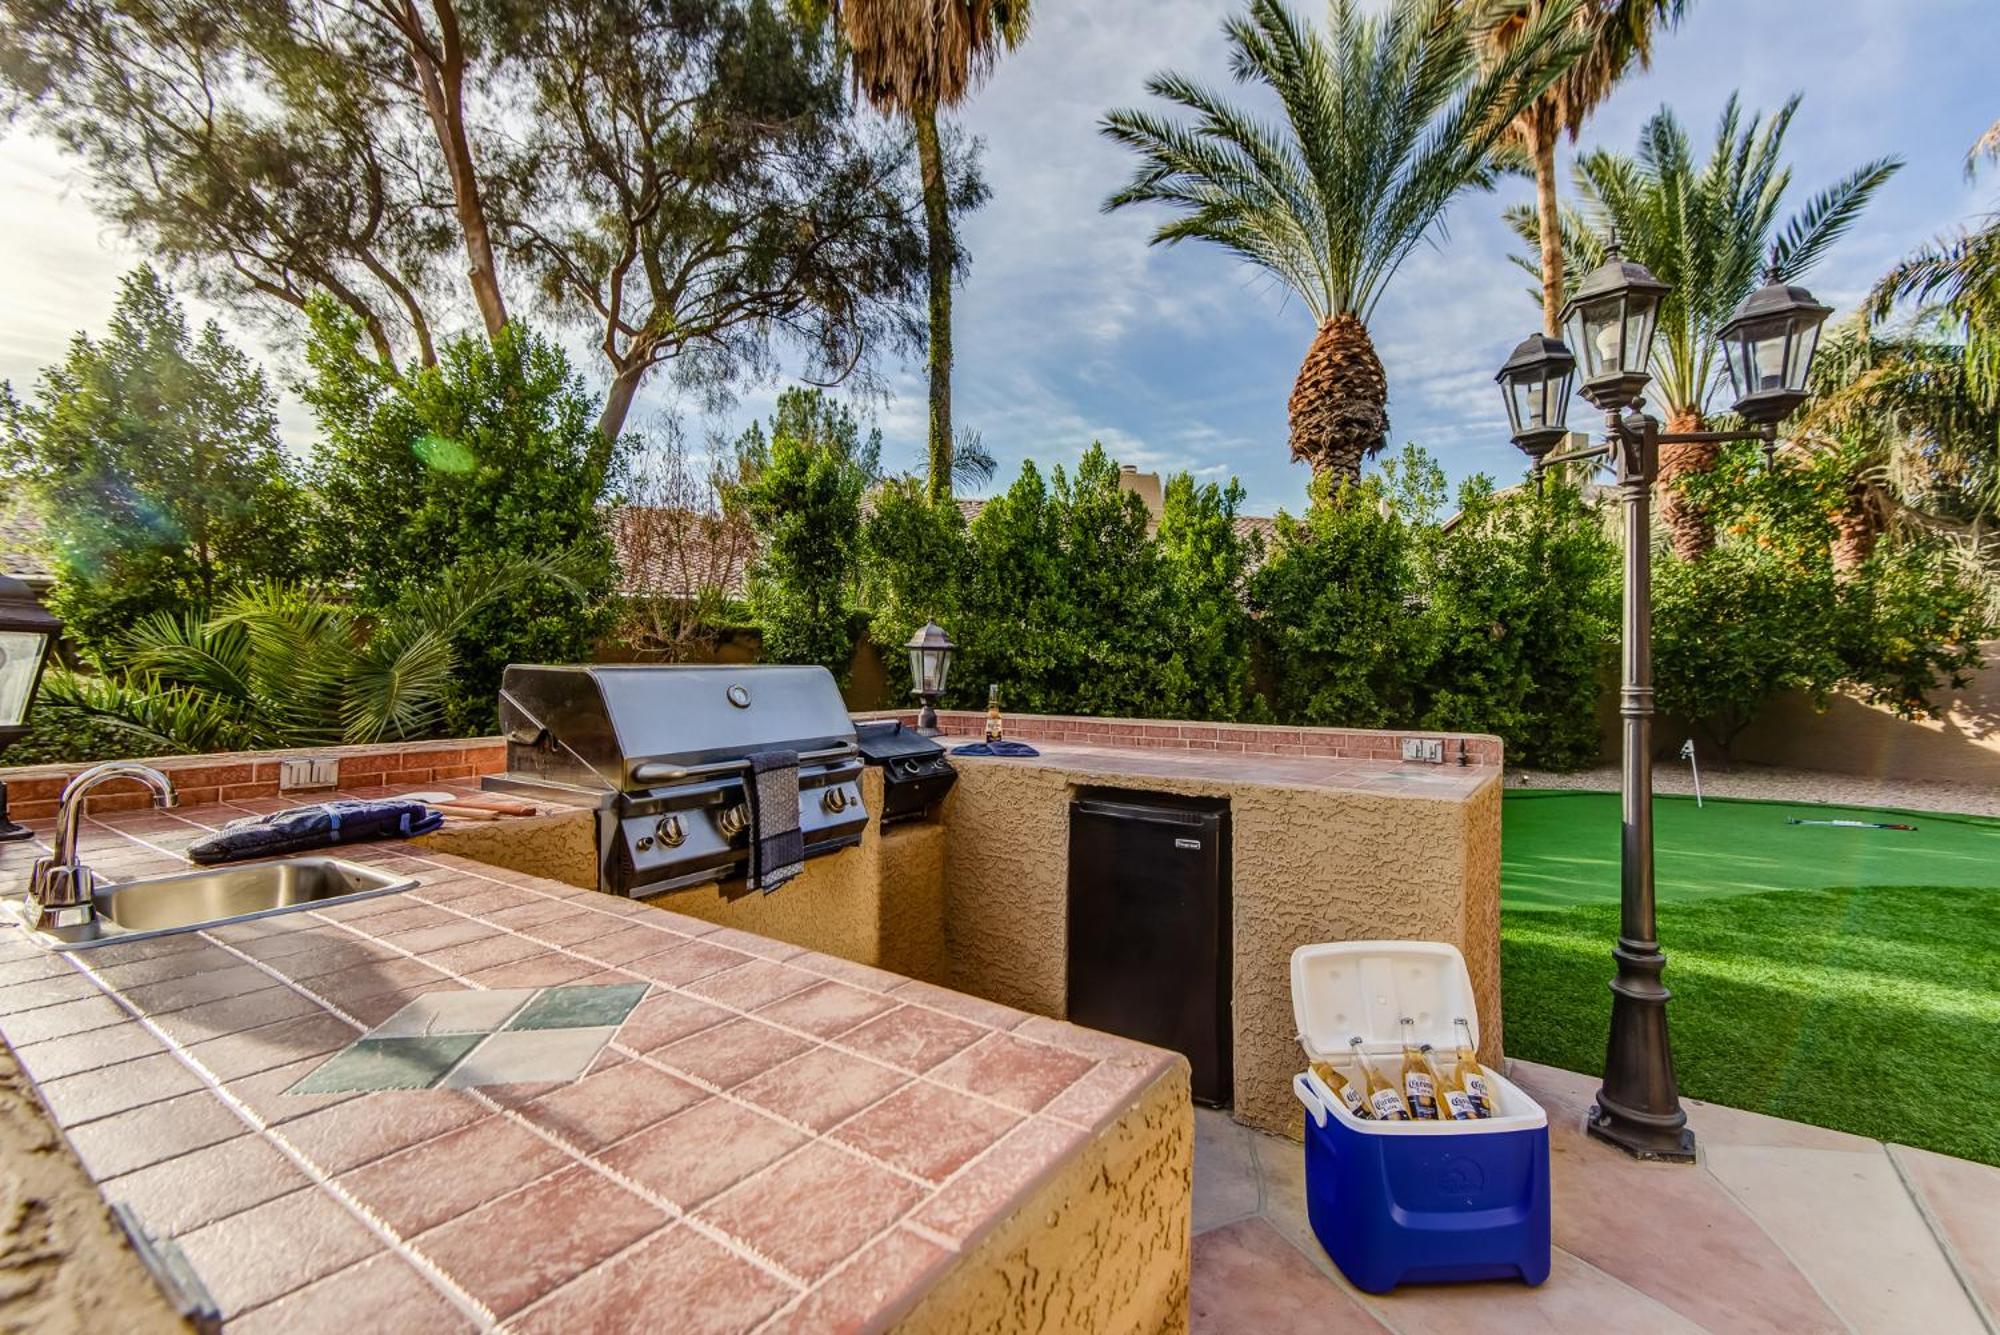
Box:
(1066, 789), (1231, 1106)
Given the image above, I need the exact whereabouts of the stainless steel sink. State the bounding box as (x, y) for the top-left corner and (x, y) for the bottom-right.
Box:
(8, 857), (419, 950)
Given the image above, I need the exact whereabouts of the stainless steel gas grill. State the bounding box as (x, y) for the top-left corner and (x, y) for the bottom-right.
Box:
(483, 664), (868, 897)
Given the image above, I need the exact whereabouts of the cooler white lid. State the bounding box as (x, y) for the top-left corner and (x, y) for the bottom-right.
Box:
(1290, 940), (1480, 1059)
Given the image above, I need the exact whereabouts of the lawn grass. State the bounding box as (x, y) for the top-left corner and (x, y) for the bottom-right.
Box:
(1501, 791), (2000, 1166)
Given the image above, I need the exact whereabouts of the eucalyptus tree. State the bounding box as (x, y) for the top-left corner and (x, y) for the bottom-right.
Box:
(0, 0), (926, 436)
(810, 1), (1033, 502)
(1477, 0), (1690, 334)
(1510, 95), (1898, 556)
(1102, 0), (1585, 485)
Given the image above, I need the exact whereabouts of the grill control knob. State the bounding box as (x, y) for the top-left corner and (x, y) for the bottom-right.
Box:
(655, 815), (686, 848)
(821, 787), (850, 814)
(717, 803), (750, 838)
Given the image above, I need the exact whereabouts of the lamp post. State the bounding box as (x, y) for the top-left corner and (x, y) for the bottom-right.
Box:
(1495, 246), (1832, 1163)
(0, 575), (62, 841)
(905, 621), (956, 737)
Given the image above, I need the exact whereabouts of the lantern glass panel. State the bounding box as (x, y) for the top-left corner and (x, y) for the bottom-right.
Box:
(1568, 296), (1627, 382)
(1787, 321), (1820, 393)
(0, 631), (47, 727)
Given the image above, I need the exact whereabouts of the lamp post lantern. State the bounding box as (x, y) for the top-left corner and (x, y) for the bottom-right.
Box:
(0, 575), (62, 841)
(1497, 246), (1832, 1163)
(905, 621), (955, 737)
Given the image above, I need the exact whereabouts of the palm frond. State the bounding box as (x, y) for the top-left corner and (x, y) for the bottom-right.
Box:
(37, 666), (260, 755)
(1103, 0), (1585, 322)
(1769, 157), (1901, 281)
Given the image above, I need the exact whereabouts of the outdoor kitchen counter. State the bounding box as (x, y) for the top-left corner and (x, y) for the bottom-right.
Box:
(0, 790), (1192, 1333)
(937, 738), (1504, 1140)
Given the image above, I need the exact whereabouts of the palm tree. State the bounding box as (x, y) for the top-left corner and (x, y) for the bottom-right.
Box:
(1477, 0), (1691, 335)
(1869, 117), (2000, 430)
(1102, 0), (1585, 485)
(1509, 95), (1898, 556)
(817, 1), (1032, 505)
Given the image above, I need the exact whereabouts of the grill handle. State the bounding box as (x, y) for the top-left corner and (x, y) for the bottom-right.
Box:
(631, 742), (859, 786)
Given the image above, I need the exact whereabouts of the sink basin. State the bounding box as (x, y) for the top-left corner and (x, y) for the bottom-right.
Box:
(11, 857), (420, 950)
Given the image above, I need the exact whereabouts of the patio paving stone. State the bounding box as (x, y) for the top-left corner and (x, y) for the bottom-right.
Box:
(1190, 1217), (1387, 1333)
(1888, 1143), (2000, 1325)
(1703, 1142), (1985, 1334)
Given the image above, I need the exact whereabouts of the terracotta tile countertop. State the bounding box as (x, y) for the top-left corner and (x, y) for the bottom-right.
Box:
(0, 789), (1179, 1332)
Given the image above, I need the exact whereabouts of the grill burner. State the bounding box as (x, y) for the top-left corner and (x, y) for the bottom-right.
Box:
(854, 720), (957, 825)
(484, 664), (867, 897)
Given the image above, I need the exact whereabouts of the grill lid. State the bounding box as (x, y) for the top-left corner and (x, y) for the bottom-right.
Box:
(854, 719), (946, 764)
(499, 664), (858, 791)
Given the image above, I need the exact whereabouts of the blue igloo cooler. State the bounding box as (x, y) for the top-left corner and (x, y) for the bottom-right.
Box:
(1290, 940), (1551, 1294)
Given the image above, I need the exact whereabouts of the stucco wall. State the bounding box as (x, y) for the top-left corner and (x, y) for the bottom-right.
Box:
(418, 808), (600, 889)
(897, 1060), (1192, 1335)
(939, 758), (1503, 1140)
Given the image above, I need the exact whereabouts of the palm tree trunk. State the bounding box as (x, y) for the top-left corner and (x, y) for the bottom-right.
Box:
(1656, 410), (1717, 559)
(1830, 480), (1880, 574)
(914, 99), (954, 505)
(1288, 314), (1389, 486)
(1530, 115), (1565, 338)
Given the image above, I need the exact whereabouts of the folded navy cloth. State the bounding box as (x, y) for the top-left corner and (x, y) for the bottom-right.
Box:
(949, 740), (1041, 757)
(186, 799), (444, 866)
(745, 750), (803, 894)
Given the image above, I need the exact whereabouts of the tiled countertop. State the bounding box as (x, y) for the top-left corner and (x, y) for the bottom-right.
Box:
(0, 787), (1180, 1332)
(945, 739), (1498, 801)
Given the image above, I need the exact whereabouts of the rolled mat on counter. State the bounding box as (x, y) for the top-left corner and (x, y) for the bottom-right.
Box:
(949, 741), (1041, 758)
(186, 800), (445, 865)
(745, 749), (804, 893)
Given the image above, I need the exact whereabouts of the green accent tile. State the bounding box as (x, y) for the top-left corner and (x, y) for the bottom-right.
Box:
(288, 1035), (483, 1094)
(504, 983), (649, 1033)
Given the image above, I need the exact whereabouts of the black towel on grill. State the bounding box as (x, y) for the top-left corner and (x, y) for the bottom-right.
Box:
(745, 750), (804, 893)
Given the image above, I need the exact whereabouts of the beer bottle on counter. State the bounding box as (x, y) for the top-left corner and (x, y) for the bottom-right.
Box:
(985, 685), (1004, 743)
(1399, 1017), (1441, 1120)
(1452, 1017), (1495, 1118)
(1309, 1059), (1368, 1119)
(1350, 1036), (1409, 1121)
(1424, 1042), (1477, 1120)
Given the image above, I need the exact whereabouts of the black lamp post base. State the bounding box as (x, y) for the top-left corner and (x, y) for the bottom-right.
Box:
(914, 698), (941, 737)
(1587, 1096), (1696, 1162)
(0, 783), (30, 842)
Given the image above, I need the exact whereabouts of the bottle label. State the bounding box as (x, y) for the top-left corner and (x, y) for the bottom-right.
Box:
(1462, 1071), (1494, 1117)
(1442, 1088), (1479, 1121)
(1404, 1071), (1440, 1120)
(1368, 1087), (1409, 1121)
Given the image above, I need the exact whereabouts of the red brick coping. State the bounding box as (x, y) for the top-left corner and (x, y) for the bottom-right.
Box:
(856, 711), (1504, 769)
(0, 714), (1501, 821)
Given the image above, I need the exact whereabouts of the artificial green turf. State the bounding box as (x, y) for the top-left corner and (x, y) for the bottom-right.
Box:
(1500, 791), (2000, 1165)
(1504, 789), (2000, 910)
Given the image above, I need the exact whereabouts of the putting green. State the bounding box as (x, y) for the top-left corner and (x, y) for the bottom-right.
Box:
(1500, 788), (2000, 1164)
(1502, 789), (2000, 911)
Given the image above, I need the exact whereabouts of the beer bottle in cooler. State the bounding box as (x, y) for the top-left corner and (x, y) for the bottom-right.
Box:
(1452, 1017), (1495, 1118)
(1399, 1017), (1441, 1120)
(1308, 1059), (1367, 1119)
(1424, 1042), (1478, 1120)
(1349, 1036), (1409, 1121)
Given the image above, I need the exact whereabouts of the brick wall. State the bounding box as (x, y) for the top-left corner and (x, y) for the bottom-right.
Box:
(0, 738), (508, 820)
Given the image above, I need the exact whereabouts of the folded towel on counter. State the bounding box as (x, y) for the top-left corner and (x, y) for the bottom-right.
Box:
(949, 741), (1041, 758)
(186, 799), (444, 866)
(744, 750), (804, 893)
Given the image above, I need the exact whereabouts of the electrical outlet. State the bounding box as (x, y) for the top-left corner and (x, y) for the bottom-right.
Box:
(279, 757), (339, 791)
(1400, 737), (1445, 764)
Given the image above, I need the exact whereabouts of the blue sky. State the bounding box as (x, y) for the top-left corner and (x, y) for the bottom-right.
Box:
(1, 0), (1994, 517)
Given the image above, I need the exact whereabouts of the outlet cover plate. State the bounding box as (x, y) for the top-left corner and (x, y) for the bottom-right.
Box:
(279, 757), (339, 791)
(1400, 737), (1445, 765)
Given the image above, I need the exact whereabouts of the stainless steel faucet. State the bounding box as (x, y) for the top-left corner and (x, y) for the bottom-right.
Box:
(26, 763), (177, 932)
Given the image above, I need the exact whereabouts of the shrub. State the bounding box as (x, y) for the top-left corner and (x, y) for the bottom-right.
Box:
(1248, 472), (1425, 728)
(739, 389), (878, 677)
(1, 267), (305, 661)
(302, 303), (619, 733)
(1156, 473), (1257, 720)
(861, 475), (969, 701)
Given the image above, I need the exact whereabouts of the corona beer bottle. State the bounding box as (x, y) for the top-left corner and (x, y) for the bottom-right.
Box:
(1350, 1036), (1409, 1121)
(1452, 1017), (1495, 1118)
(1400, 1017), (1441, 1120)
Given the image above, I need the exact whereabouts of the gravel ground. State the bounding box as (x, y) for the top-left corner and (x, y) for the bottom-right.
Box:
(1509, 761), (2000, 818)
